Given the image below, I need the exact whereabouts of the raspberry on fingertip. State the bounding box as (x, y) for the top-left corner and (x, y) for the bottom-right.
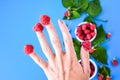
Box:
(40, 14), (50, 25)
(24, 44), (34, 54)
(33, 23), (44, 32)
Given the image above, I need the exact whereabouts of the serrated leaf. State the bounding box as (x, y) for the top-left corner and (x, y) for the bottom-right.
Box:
(91, 46), (107, 64)
(76, 8), (83, 13)
(86, 0), (102, 17)
(98, 66), (111, 80)
(78, 0), (88, 10)
(62, 0), (77, 8)
(73, 38), (81, 60)
(71, 10), (80, 19)
(92, 25), (106, 45)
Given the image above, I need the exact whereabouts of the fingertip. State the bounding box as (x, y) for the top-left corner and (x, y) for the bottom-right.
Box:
(58, 19), (64, 24)
(40, 14), (50, 25)
(24, 44), (34, 54)
(33, 23), (44, 32)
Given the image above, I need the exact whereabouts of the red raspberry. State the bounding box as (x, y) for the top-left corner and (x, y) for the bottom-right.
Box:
(81, 41), (91, 50)
(112, 58), (118, 66)
(98, 74), (104, 80)
(86, 34), (92, 40)
(90, 62), (95, 77)
(84, 37), (88, 40)
(77, 26), (82, 31)
(40, 14), (50, 25)
(91, 32), (95, 37)
(82, 24), (87, 30)
(79, 34), (84, 40)
(33, 23), (44, 32)
(106, 76), (112, 80)
(106, 33), (111, 38)
(84, 29), (91, 34)
(24, 44), (34, 54)
(64, 11), (70, 17)
(86, 22), (91, 27)
(90, 24), (96, 30)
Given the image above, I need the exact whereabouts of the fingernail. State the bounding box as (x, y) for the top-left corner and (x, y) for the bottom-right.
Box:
(58, 19), (64, 24)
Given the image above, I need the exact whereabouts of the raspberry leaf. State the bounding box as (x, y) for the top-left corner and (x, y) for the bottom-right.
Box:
(98, 66), (111, 80)
(71, 11), (80, 19)
(86, 0), (102, 17)
(84, 16), (96, 24)
(62, 0), (77, 8)
(91, 46), (108, 64)
(73, 38), (81, 60)
(78, 0), (88, 10)
(92, 25), (106, 45)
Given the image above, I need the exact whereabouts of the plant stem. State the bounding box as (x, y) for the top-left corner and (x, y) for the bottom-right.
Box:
(93, 17), (108, 22)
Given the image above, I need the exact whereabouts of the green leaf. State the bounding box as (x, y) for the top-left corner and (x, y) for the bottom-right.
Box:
(84, 16), (96, 24)
(91, 46), (108, 64)
(92, 25), (106, 45)
(78, 0), (89, 10)
(71, 10), (80, 19)
(98, 66), (111, 80)
(73, 38), (81, 60)
(86, 0), (102, 17)
(62, 0), (77, 8)
(76, 8), (83, 13)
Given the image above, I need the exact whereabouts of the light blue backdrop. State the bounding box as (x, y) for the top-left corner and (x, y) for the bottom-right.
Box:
(0, 0), (120, 80)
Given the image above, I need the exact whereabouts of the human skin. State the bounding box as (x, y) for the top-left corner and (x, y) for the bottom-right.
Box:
(26, 19), (90, 80)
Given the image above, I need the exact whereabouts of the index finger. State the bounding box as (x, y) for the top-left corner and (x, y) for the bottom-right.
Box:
(58, 20), (76, 60)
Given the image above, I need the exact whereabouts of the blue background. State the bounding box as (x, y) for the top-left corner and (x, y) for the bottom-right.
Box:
(0, 0), (120, 80)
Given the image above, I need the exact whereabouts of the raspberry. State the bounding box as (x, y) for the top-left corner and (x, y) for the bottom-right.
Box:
(24, 44), (34, 54)
(98, 74), (104, 80)
(90, 24), (96, 30)
(86, 34), (92, 40)
(64, 11), (70, 17)
(86, 22), (91, 27)
(84, 37), (88, 40)
(106, 33), (111, 38)
(106, 76), (112, 80)
(82, 24), (87, 30)
(112, 58), (118, 66)
(77, 26), (82, 31)
(33, 23), (44, 32)
(79, 34), (84, 40)
(91, 32), (95, 37)
(40, 14), (50, 25)
(90, 62), (95, 77)
(81, 41), (91, 50)
(84, 29), (91, 34)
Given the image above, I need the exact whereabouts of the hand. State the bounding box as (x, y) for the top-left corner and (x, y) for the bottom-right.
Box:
(24, 15), (90, 80)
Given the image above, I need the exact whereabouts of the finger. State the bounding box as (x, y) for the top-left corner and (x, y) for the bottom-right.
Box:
(80, 46), (90, 74)
(33, 23), (55, 62)
(58, 20), (76, 60)
(29, 51), (48, 69)
(24, 44), (47, 69)
(40, 15), (63, 57)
